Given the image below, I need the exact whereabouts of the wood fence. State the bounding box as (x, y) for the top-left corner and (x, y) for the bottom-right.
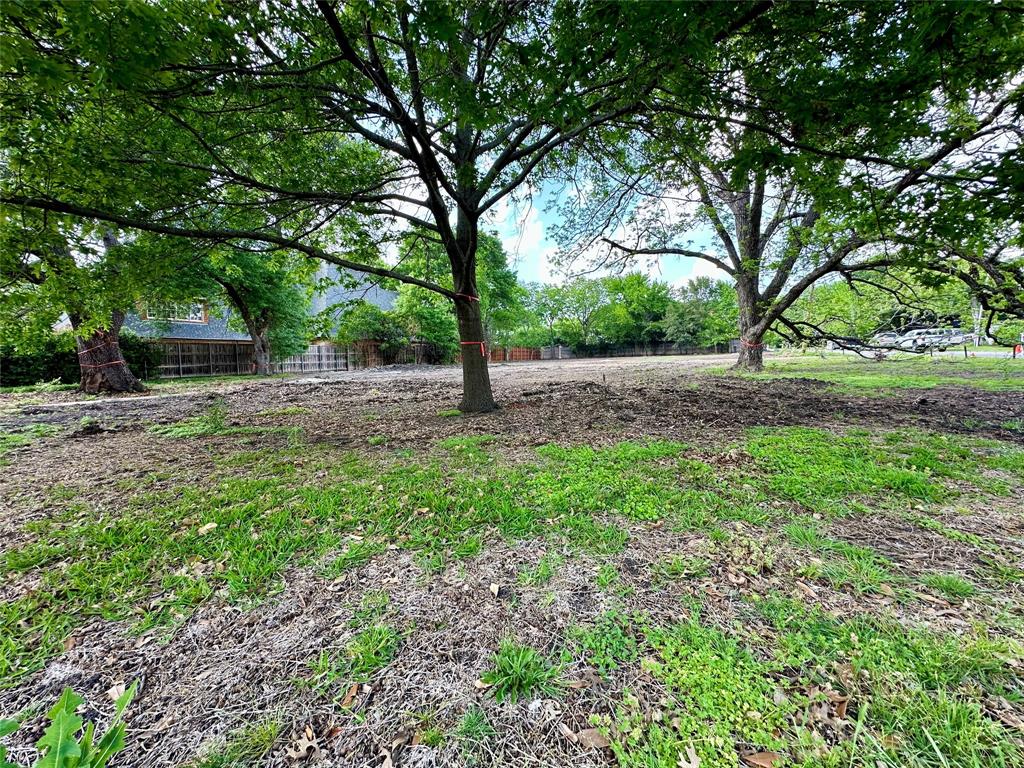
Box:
(151, 338), (727, 379)
(153, 340), (352, 378)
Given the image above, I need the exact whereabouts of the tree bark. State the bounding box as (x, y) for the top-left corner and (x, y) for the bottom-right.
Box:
(449, 207), (497, 413)
(733, 335), (765, 371)
(73, 310), (146, 394)
(731, 278), (766, 372)
(221, 281), (273, 375)
(455, 297), (496, 412)
(251, 331), (272, 375)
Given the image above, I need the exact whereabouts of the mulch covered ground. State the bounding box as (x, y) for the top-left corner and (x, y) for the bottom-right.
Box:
(1, 355), (1022, 767)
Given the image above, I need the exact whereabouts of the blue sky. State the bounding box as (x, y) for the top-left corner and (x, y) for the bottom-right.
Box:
(486, 181), (727, 288)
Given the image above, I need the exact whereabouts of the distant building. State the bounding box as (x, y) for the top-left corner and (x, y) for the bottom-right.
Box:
(125, 264), (395, 344)
(124, 265), (397, 377)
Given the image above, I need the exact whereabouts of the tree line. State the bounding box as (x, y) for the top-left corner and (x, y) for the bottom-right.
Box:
(2, 1), (1022, 408)
(337, 250), (741, 357)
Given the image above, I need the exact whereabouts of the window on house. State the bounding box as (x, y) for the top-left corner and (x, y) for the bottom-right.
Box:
(143, 301), (208, 323)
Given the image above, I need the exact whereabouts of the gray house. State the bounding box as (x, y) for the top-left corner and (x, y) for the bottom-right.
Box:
(126, 265), (396, 377)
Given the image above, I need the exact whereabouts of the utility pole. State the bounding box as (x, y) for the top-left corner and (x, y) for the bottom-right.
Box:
(971, 297), (982, 347)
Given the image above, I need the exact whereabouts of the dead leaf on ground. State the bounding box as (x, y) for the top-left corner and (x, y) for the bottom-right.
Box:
(677, 743), (700, 768)
(285, 733), (320, 762)
(489, 582), (500, 597)
(341, 682), (359, 708)
(568, 668), (604, 689)
(106, 681), (126, 701)
(577, 728), (610, 749)
(742, 752), (783, 767)
(196, 522), (218, 535)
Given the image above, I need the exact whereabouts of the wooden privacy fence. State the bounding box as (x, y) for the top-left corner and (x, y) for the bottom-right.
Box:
(151, 338), (728, 379)
(151, 339), (451, 378)
(489, 346), (542, 362)
(271, 343), (350, 374)
(156, 340), (256, 378)
(153, 340), (353, 378)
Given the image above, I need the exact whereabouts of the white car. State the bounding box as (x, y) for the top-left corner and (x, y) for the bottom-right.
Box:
(896, 329), (934, 350)
(869, 332), (901, 347)
(896, 328), (965, 351)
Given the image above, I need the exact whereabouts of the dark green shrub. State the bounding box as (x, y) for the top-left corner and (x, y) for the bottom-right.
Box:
(0, 332), (163, 387)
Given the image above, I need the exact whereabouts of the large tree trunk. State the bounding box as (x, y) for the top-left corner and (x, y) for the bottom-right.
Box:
(732, 278), (766, 372)
(455, 297), (496, 412)
(449, 209), (497, 413)
(73, 310), (146, 394)
(221, 281), (273, 375)
(251, 333), (272, 375)
(734, 334), (765, 371)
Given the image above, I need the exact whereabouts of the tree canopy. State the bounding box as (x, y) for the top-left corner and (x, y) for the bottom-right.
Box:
(2, 1), (1022, 391)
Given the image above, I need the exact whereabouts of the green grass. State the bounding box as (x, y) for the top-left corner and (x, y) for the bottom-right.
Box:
(149, 399), (232, 438)
(651, 554), (710, 582)
(920, 572), (977, 600)
(745, 428), (950, 518)
(0, 423), (58, 462)
(323, 540), (385, 578)
(518, 552), (561, 586)
(149, 399), (300, 442)
(305, 625), (400, 694)
(601, 598), (1022, 768)
(725, 353), (1024, 394)
(753, 595), (1022, 768)
(454, 706), (495, 748)
(0, 380), (77, 394)
(480, 641), (562, 702)
(3, 428), (1018, 691)
(193, 720), (282, 768)
(608, 613), (790, 768)
(784, 520), (898, 594)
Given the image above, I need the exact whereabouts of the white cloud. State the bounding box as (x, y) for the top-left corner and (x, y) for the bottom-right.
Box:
(488, 196), (562, 284)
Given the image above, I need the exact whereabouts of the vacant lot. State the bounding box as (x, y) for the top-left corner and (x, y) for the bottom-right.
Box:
(1, 354), (1022, 768)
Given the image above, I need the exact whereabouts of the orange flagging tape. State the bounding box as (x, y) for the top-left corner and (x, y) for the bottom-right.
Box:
(460, 341), (486, 356)
(740, 339), (765, 348)
(78, 341), (119, 356)
(80, 359), (127, 369)
(455, 293), (480, 302)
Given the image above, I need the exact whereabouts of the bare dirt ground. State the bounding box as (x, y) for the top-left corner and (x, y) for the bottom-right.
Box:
(1, 354), (1022, 768)
(3, 353), (1021, 448)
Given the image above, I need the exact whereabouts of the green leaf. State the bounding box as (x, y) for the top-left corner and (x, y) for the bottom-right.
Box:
(36, 695), (83, 768)
(89, 723), (126, 768)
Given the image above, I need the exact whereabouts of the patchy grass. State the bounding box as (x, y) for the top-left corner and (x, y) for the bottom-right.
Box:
(920, 571), (977, 600)
(194, 720), (282, 768)
(0, 380), (77, 394)
(454, 706), (495, 748)
(3, 386), (1022, 768)
(571, 610), (638, 675)
(4, 427), (1020, 686)
(255, 405), (310, 417)
(754, 595), (1022, 768)
(480, 641), (562, 702)
(608, 613), (790, 768)
(518, 551), (562, 587)
(0, 423), (58, 463)
(728, 353), (1024, 393)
